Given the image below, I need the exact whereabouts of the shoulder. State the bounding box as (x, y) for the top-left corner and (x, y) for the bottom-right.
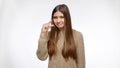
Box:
(72, 29), (84, 48)
(72, 29), (84, 43)
(72, 29), (83, 37)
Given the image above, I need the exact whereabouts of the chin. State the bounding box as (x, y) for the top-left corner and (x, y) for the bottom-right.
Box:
(58, 26), (64, 29)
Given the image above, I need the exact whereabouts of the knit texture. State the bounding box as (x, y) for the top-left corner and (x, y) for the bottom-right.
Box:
(36, 29), (85, 68)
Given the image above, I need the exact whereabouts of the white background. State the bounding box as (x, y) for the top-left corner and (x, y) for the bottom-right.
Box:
(0, 0), (120, 68)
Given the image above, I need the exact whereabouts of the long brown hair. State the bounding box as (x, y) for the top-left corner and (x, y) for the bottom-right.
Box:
(47, 4), (77, 63)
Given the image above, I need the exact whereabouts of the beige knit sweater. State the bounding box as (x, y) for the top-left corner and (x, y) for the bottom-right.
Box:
(36, 29), (85, 68)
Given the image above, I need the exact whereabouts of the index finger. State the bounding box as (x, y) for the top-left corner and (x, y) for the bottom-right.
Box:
(48, 21), (54, 27)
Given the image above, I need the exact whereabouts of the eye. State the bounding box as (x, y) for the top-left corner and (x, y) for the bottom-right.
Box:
(60, 16), (64, 18)
(53, 16), (57, 19)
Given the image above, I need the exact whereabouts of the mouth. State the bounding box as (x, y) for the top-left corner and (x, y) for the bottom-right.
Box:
(56, 22), (62, 26)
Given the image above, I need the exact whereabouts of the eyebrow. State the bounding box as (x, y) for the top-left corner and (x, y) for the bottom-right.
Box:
(53, 16), (64, 18)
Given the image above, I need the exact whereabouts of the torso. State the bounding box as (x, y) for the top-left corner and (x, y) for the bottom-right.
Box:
(48, 29), (79, 68)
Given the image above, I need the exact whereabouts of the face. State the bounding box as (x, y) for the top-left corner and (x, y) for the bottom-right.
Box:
(53, 11), (65, 30)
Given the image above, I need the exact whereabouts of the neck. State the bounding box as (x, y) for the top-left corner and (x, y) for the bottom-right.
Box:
(59, 28), (64, 33)
(59, 27), (64, 31)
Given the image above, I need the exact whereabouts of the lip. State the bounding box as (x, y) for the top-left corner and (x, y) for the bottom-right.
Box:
(57, 22), (61, 26)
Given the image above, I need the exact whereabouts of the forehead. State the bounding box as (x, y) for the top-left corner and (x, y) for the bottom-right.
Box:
(53, 11), (64, 16)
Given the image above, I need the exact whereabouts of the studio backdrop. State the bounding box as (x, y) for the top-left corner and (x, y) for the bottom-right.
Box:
(0, 0), (120, 68)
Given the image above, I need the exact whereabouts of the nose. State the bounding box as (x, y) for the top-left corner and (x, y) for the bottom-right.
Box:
(57, 18), (60, 22)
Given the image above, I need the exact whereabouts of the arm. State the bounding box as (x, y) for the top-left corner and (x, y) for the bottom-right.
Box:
(36, 32), (49, 61)
(77, 32), (85, 68)
(36, 22), (52, 61)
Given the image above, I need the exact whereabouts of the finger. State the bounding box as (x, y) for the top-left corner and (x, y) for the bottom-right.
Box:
(42, 24), (49, 30)
(49, 23), (54, 27)
(48, 21), (54, 27)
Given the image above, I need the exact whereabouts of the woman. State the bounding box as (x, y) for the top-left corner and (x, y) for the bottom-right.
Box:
(36, 4), (85, 68)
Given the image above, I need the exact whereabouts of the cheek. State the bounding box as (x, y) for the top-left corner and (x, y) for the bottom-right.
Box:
(53, 19), (59, 24)
(53, 20), (56, 23)
(53, 20), (57, 25)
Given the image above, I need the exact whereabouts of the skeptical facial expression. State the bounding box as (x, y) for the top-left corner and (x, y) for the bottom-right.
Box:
(53, 11), (65, 30)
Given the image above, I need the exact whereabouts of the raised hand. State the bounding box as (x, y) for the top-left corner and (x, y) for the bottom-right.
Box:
(41, 21), (54, 33)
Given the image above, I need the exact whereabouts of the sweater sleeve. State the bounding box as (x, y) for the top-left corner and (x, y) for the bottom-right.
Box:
(76, 32), (85, 68)
(36, 32), (49, 61)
